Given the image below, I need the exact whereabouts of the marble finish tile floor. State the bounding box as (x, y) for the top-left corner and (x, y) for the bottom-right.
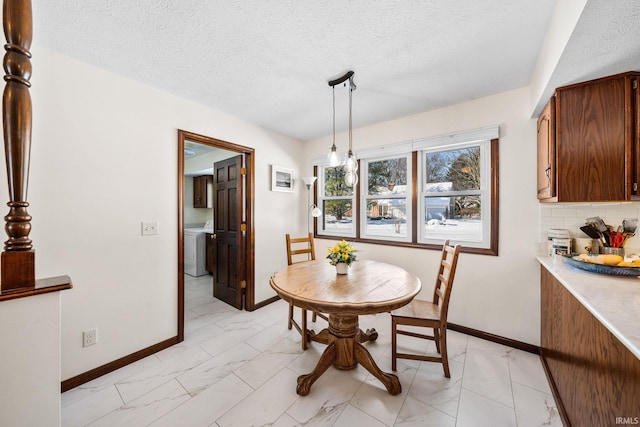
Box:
(61, 274), (562, 426)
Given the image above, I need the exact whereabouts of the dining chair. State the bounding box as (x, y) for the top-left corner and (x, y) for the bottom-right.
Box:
(390, 239), (461, 377)
(285, 233), (327, 350)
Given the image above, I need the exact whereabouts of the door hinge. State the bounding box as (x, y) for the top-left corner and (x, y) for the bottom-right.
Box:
(240, 280), (246, 289)
(240, 223), (247, 232)
(634, 80), (638, 90)
(634, 182), (638, 193)
(240, 167), (247, 175)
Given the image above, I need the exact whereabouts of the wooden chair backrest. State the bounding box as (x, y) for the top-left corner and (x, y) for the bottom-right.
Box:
(286, 233), (316, 266)
(432, 240), (461, 320)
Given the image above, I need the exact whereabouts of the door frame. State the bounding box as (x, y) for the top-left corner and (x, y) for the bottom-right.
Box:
(177, 129), (255, 343)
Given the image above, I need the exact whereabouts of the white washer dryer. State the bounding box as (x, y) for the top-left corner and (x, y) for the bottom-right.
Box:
(184, 220), (213, 277)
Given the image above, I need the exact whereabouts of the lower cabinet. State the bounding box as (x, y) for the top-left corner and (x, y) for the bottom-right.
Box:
(541, 267), (640, 426)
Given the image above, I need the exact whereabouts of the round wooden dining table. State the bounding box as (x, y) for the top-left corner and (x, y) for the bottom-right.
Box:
(270, 259), (421, 396)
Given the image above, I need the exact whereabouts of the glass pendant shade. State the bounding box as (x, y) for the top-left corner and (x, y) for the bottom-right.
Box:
(345, 153), (358, 173)
(328, 145), (340, 167)
(344, 171), (358, 187)
(311, 206), (322, 217)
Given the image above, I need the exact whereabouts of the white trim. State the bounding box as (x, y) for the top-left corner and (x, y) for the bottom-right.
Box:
(418, 139), (492, 248)
(359, 153), (413, 243)
(312, 125), (499, 165)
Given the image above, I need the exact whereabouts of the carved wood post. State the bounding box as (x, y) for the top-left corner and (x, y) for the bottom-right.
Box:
(1, 0), (35, 291)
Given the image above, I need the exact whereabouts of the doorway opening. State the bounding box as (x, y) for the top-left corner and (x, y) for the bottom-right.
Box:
(177, 129), (255, 343)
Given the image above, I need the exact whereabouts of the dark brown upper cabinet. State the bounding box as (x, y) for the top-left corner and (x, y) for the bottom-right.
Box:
(193, 175), (213, 208)
(538, 71), (640, 202)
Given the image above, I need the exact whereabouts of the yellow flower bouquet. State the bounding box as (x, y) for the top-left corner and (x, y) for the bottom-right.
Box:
(326, 240), (358, 266)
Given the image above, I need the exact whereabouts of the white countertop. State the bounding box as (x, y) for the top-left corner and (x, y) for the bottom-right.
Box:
(538, 256), (640, 360)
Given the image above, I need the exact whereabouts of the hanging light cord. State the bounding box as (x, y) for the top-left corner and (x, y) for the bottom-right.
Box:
(348, 77), (353, 156)
(332, 86), (336, 150)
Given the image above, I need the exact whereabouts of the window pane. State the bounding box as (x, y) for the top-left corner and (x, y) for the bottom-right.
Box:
(425, 147), (480, 192)
(324, 167), (353, 197)
(423, 195), (482, 242)
(321, 200), (353, 233)
(365, 198), (407, 237)
(367, 158), (407, 196)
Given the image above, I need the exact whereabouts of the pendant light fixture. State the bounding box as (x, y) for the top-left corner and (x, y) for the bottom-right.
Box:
(327, 71), (358, 187)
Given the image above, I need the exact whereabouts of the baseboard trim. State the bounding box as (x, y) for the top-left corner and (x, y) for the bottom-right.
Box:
(253, 295), (280, 310)
(61, 336), (178, 392)
(539, 353), (571, 427)
(447, 323), (540, 355)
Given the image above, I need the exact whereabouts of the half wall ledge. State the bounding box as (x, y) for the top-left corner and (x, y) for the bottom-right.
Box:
(0, 275), (72, 302)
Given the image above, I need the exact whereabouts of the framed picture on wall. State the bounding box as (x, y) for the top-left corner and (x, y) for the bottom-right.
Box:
(271, 165), (294, 192)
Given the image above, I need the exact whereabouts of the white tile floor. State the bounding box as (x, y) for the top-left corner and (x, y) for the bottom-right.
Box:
(61, 274), (562, 426)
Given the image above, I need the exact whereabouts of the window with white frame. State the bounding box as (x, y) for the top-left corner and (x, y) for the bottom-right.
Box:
(317, 165), (356, 237)
(313, 126), (498, 255)
(418, 140), (492, 249)
(360, 154), (412, 241)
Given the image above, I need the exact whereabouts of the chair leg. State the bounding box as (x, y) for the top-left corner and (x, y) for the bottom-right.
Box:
(301, 309), (308, 350)
(312, 311), (317, 322)
(434, 327), (441, 354)
(288, 303), (293, 330)
(391, 317), (397, 371)
(440, 325), (450, 378)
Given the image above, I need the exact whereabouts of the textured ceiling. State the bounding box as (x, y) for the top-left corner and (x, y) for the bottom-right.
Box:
(31, 1), (640, 141)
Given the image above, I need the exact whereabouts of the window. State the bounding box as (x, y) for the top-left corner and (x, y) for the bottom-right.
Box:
(419, 141), (492, 250)
(314, 127), (499, 255)
(317, 165), (356, 237)
(361, 155), (412, 242)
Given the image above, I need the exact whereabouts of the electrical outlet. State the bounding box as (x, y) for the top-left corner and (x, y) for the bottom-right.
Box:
(83, 328), (98, 347)
(141, 221), (159, 236)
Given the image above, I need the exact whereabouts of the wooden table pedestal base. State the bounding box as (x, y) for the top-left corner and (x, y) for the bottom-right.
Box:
(296, 314), (400, 396)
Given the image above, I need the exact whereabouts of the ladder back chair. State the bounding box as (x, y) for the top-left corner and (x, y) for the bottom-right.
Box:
(285, 233), (327, 350)
(390, 240), (461, 377)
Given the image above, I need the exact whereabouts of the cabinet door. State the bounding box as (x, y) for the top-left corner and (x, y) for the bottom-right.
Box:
(193, 176), (206, 208)
(634, 77), (640, 199)
(193, 175), (213, 208)
(537, 98), (555, 200)
(556, 76), (627, 201)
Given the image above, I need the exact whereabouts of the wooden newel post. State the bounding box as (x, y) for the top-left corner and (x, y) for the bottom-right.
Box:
(1, 0), (35, 291)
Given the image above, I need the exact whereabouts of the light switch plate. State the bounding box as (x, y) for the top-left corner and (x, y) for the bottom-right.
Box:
(142, 221), (159, 236)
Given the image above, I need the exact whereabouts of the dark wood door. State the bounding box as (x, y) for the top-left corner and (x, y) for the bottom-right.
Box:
(205, 233), (214, 274)
(213, 155), (244, 309)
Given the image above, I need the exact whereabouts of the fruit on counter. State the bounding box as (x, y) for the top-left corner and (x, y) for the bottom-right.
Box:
(577, 253), (624, 265)
(617, 259), (640, 267)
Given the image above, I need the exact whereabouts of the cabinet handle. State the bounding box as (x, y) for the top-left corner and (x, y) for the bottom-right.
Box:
(211, 234), (217, 240)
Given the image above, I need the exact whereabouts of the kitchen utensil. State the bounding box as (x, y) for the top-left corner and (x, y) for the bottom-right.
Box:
(610, 231), (624, 248)
(586, 217), (609, 246)
(581, 224), (606, 246)
(623, 218), (638, 234)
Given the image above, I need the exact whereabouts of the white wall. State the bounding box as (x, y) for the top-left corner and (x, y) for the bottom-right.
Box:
(26, 46), (306, 380)
(0, 293), (62, 427)
(541, 203), (640, 253)
(183, 177), (212, 227)
(304, 87), (542, 345)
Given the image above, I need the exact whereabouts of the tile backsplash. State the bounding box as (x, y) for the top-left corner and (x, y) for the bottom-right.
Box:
(540, 202), (640, 255)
